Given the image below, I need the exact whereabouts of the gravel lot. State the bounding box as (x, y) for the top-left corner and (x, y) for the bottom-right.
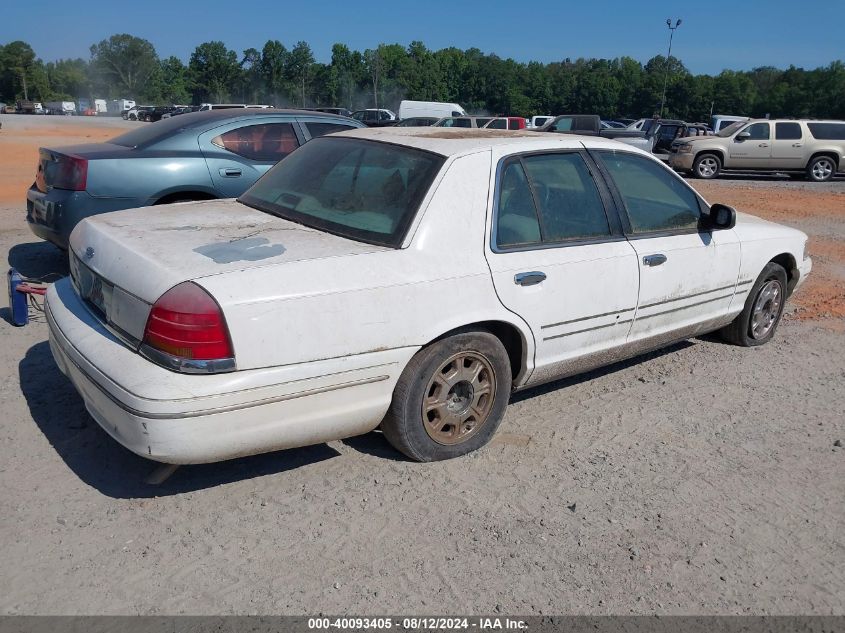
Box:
(0, 115), (843, 615)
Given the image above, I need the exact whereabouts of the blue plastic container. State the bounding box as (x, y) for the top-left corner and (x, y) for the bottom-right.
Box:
(7, 269), (29, 326)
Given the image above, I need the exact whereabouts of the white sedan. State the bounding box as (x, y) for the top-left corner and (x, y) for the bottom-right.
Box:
(45, 128), (811, 464)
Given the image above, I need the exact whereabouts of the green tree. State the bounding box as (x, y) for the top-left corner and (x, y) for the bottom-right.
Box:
(259, 40), (288, 103)
(188, 41), (241, 103)
(89, 34), (159, 98)
(286, 41), (315, 107)
(1, 41), (38, 100)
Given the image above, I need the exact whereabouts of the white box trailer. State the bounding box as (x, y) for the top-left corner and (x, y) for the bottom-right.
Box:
(94, 99), (108, 114)
(107, 99), (136, 115)
(398, 100), (466, 120)
(45, 101), (76, 115)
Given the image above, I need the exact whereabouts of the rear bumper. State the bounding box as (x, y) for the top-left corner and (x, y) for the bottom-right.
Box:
(26, 186), (142, 249)
(46, 278), (415, 463)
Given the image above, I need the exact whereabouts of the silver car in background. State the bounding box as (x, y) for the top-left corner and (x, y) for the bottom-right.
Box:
(26, 109), (365, 249)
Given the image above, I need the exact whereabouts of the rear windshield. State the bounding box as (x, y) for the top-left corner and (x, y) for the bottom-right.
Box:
(807, 123), (845, 140)
(238, 137), (445, 248)
(108, 115), (197, 148)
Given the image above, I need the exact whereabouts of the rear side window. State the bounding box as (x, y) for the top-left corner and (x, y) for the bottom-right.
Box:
(596, 151), (701, 233)
(495, 153), (610, 249)
(522, 154), (610, 242)
(776, 122), (802, 140)
(807, 123), (845, 140)
(508, 119), (521, 130)
(212, 123), (299, 161)
(487, 119), (507, 129)
(305, 122), (357, 138)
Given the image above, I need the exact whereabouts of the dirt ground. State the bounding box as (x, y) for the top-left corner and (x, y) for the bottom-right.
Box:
(0, 114), (842, 616)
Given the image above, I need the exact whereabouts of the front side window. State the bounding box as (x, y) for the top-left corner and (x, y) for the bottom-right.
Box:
(551, 117), (574, 132)
(775, 122), (802, 140)
(239, 137), (444, 248)
(742, 122), (770, 140)
(596, 151), (701, 233)
(487, 119), (507, 129)
(211, 123), (299, 161)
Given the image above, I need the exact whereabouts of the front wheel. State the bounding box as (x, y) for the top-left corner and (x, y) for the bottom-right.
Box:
(693, 153), (722, 179)
(807, 156), (836, 182)
(381, 332), (512, 461)
(719, 262), (788, 347)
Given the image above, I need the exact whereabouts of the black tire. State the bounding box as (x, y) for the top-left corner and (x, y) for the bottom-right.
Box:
(693, 153), (722, 179)
(719, 262), (788, 347)
(381, 331), (511, 461)
(806, 155), (837, 182)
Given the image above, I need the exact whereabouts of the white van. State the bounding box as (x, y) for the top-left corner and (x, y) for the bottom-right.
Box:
(398, 100), (466, 120)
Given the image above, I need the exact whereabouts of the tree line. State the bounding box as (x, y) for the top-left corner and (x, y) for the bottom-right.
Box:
(1, 34), (844, 121)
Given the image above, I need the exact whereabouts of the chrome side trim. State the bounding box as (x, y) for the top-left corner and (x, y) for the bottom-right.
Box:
(637, 293), (735, 319)
(544, 318), (634, 341)
(542, 307), (637, 330)
(139, 343), (236, 374)
(638, 281), (748, 310)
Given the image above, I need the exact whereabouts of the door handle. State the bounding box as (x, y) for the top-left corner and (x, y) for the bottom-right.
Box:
(514, 271), (546, 286)
(219, 168), (242, 177)
(792, 143), (803, 147)
(643, 254), (667, 267)
(758, 143), (769, 147)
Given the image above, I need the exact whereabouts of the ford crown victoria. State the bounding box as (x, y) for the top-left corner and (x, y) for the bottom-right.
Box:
(45, 128), (811, 463)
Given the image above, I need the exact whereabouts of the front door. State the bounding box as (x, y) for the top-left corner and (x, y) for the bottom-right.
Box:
(592, 150), (742, 343)
(485, 150), (639, 384)
(728, 121), (772, 168)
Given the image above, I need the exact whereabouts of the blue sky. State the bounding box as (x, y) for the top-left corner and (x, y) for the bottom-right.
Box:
(2, 0), (842, 75)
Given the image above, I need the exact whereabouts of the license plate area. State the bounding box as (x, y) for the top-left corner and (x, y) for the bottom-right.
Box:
(70, 253), (113, 320)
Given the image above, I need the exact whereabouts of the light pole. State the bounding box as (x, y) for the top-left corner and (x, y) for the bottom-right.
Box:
(659, 18), (682, 118)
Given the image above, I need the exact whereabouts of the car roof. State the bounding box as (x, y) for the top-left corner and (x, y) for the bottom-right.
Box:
(332, 127), (641, 158)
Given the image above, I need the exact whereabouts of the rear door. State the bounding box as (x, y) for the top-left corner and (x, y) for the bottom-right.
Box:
(771, 121), (806, 168)
(485, 150), (639, 383)
(592, 150), (741, 343)
(199, 118), (305, 198)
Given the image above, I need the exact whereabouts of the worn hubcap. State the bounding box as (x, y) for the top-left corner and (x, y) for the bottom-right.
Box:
(422, 352), (496, 445)
(698, 157), (718, 177)
(750, 280), (782, 339)
(812, 159), (833, 180)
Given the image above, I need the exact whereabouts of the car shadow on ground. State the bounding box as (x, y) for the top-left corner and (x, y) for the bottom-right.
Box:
(20, 341), (342, 499)
(8, 241), (69, 281)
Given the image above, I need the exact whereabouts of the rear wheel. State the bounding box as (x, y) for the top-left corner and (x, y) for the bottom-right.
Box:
(381, 332), (511, 461)
(693, 153), (721, 179)
(807, 156), (836, 182)
(719, 263), (788, 347)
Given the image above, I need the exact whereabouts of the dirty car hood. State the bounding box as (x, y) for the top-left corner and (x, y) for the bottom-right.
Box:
(69, 198), (390, 303)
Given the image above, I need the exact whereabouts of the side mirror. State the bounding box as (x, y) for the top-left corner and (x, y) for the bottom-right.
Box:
(709, 203), (736, 230)
(736, 130), (751, 141)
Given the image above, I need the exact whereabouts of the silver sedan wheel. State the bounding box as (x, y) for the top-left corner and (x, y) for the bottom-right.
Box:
(697, 156), (719, 178)
(750, 280), (783, 339)
(811, 158), (834, 181)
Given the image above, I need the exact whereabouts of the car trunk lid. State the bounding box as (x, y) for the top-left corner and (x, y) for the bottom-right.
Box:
(35, 143), (131, 192)
(68, 198), (390, 306)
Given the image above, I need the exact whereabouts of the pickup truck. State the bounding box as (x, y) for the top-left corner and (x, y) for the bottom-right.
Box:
(669, 118), (845, 182)
(537, 114), (653, 151)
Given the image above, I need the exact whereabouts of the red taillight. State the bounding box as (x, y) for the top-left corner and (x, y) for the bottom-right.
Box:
(143, 282), (234, 361)
(52, 154), (88, 191)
